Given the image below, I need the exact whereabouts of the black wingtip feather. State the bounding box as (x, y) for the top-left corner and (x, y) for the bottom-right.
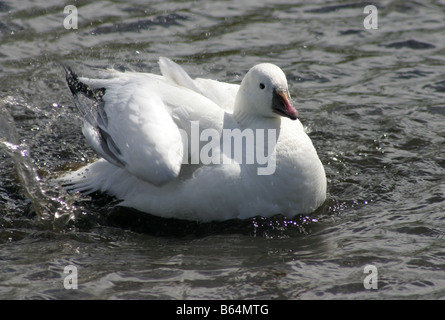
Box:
(61, 64), (126, 169)
(62, 64), (105, 101)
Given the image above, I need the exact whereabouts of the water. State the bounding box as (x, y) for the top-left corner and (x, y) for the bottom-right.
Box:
(1, 0), (445, 300)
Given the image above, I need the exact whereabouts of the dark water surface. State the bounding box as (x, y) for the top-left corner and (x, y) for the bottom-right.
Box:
(1, 0), (445, 299)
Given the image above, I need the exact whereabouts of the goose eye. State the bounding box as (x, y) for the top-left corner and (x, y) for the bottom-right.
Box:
(259, 83), (265, 90)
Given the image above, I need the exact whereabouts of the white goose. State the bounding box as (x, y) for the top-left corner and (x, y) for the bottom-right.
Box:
(59, 57), (326, 222)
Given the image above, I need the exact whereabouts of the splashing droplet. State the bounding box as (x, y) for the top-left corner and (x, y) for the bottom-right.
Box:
(0, 98), (79, 231)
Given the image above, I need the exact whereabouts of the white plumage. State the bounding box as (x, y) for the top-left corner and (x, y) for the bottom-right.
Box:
(59, 57), (326, 222)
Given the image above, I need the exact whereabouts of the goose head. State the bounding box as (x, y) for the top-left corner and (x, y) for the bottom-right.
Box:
(234, 63), (298, 121)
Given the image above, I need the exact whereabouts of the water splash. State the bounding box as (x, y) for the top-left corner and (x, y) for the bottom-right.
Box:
(0, 98), (79, 231)
(250, 214), (320, 238)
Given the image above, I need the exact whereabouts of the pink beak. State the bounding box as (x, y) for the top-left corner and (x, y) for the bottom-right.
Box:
(272, 88), (298, 120)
